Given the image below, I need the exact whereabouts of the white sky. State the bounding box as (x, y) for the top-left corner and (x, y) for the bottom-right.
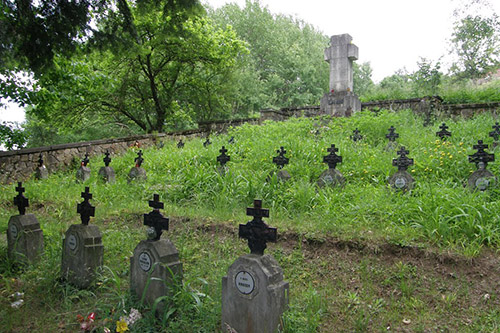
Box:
(2, 0), (499, 123)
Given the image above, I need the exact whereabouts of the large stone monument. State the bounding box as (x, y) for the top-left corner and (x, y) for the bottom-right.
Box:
(222, 200), (289, 333)
(320, 34), (361, 117)
(7, 182), (44, 264)
(130, 194), (182, 314)
(61, 187), (103, 288)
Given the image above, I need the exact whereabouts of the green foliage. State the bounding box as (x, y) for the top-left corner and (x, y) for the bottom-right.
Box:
(0, 121), (26, 150)
(411, 57), (442, 96)
(353, 62), (375, 98)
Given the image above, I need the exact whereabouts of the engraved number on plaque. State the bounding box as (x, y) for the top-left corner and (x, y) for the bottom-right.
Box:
(139, 252), (152, 272)
(9, 224), (18, 239)
(395, 177), (407, 189)
(68, 234), (78, 251)
(235, 271), (255, 295)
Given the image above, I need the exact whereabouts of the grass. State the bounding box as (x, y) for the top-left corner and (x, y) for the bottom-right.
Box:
(2, 108), (500, 331)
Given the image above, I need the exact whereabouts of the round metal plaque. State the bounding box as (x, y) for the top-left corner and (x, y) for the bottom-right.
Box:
(323, 175), (334, 184)
(67, 234), (78, 251)
(475, 177), (489, 191)
(9, 224), (18, 239)
(139, 252), (152, 272)
(394, 177), (407, 189)
(235, 271), (255, 295)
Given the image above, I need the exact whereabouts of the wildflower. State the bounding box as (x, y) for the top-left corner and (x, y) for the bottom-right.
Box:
(449, 155), (453, 159)
(459, 142), (464, 146)
(411, 169), (415, 173)
(116, 318), (129, 333)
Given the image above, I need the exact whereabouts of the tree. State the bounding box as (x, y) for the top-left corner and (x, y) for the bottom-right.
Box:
(353, 62), (374, 98)
(411, 57), (442, 96)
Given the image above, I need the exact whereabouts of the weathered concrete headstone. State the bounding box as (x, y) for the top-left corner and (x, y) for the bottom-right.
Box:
(130, 194), (182, 314)
(389, 146), (414, 191)
(436, 123), (451, 140)
(318, 144), (345, 188)
(320, 34), (361, 116)
(61, 187), (103, 288)
(7, 182), (44, 264)
(128, 150), (147, 182)
(468, 140), (496, 191)
(269, 146), (291, 182)
(217, 146), (231, 174)
(98, 150), (116, 184)
(34, 153), (49, 180)
(222, 200), (289, 333)
(76, 153), (91, 182)
(489, 122), (500, 149)
(351, 128), (363, 142)
(385, 126), (399, 151)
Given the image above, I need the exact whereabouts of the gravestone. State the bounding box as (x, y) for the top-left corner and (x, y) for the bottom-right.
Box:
(7, 182), (44, 264)
(318, 144), (345, 187)
(436, 123), (451, 140)
(217, 146), (231, 174)
(389, 146), (414, 191)
(130, 194), (182, 314)
(351, 128), (363, 142)
(34, 153), (48, 180)
(269, 147), (291, 182)
(203, 137), (212, 148)
(128, 150), (147, 182)
(385, 126), (399, 151)
(228, 136), (235, 144)
(98, 150), (116, 183)
(489, 122), (500, 149)
(222, 200), (289, 333)
(76, 153), (91, 182)
(320, 34), (361, 116)
(177, 139), (184, 149)
(468, 140), (496, 191)
(61, 187), (103, 288)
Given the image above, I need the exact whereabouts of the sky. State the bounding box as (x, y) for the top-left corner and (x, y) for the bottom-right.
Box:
(2, 0), (499, 123)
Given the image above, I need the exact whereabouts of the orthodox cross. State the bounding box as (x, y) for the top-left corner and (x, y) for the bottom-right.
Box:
(77, 187), (95, 225)
(81, 153), (89, 167)
(239, 199), (277, 255)
(272, 147), (289, 169)
(143, 194), (169, 241)
(177, 140), (184, 148)
(14, 182), (29, 215)
(203, 137), (211, 148)
(103, 150), (112, 167)
(386, 126), (399, 142)
(436, 123), (451, 140)
(38, 153), (44, 167)
(489, 122), (500, 141)
(135, 150), (144, 167)
(217, 146), (231, 167)
(351, 128), (363, 142)
(323, 144), (342, 169)
(469, 140), (494, 169)
(392, 146), (414, 171)
(228, 136), (235, 144)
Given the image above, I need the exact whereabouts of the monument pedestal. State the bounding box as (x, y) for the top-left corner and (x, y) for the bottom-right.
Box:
(61, 224), (103, 288)
(468, 169), (496, 191)
(7, 214), (44, 264)
(320, 91), (361, 117)
(130, 239), (182, 313)
(98, 166), (116, 183)
(317, 168), (345, 188)
(76, 166), (91, 182)
(222, 254), (289, 333)
(128, 166), (147, 182)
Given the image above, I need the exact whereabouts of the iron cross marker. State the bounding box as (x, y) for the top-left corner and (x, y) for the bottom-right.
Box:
(177, 139), (184, 148)
(203, 137), (211, 148)
(239, 200), (276, 255)
(386, 126), (399, 142)
(77, 186), (95, 225)
(392, 146), (414, 171)
(135, 150), (144, 167)
(143, 194), (169, 241)
(228, 136), (235, 144)
(469, 140), (494, 169)
(489, 122), (500, 141)
(38, 153), (44, 167)
(273, 147), (289, 169)
(81, 153), (90, 167)
(351, 128), (363, 142)
(103, 150), (112, 167)
(436, 123), (451, 140)
(217, 146), (231, 167)
(323, 144), (342, 169)
(14, 182), (29, 215)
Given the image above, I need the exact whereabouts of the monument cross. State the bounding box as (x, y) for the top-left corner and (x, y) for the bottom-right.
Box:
(77, 187), (95, 225)
(489, 122), (500, 141)
(392, 146), (414, 171)
(81, 153), (90, 167)
(135, 150), (144, 167)
(469, 140), (494, 168)
(144, 194), (169, 241)
(386, 126), (399, 142)
(323, 144), (342, 169)
(217, 146), (231, 167)
(239, 200), (277, 255)
(103, 151), (112, 167)
(351, 128), (363, 142)
(273, 147), (289, 169)
(324, 34), (358, 92)
(14, 182), (29, 215)
(436, 123), (451, 140)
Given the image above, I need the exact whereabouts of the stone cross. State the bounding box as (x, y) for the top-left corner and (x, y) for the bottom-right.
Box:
(323, 144), (342, 169)
(38, 153), (44, 167)
(239, 200), (277, 255)
(386, 126), (399, 142)
(324, 34), (358, 93)
(469, 140), (494, 169)
(489, 122), (500, 141)
(392, 146), (414, 171)
(436, 123), (451, 140)
(144, 194), (169, 241)
(14, 182), (29, 215)
(203, 137), (211, 148)
(177, 139), (184, 148)
(351, 128), (363, 142)
(135, 150), (144, 167)
(103, 150), (111, 167)
(273, 147), (289, 169)
(77, 187), (95, 225)
(81, 153), (89, 167)
(217, 146), (231, 167)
